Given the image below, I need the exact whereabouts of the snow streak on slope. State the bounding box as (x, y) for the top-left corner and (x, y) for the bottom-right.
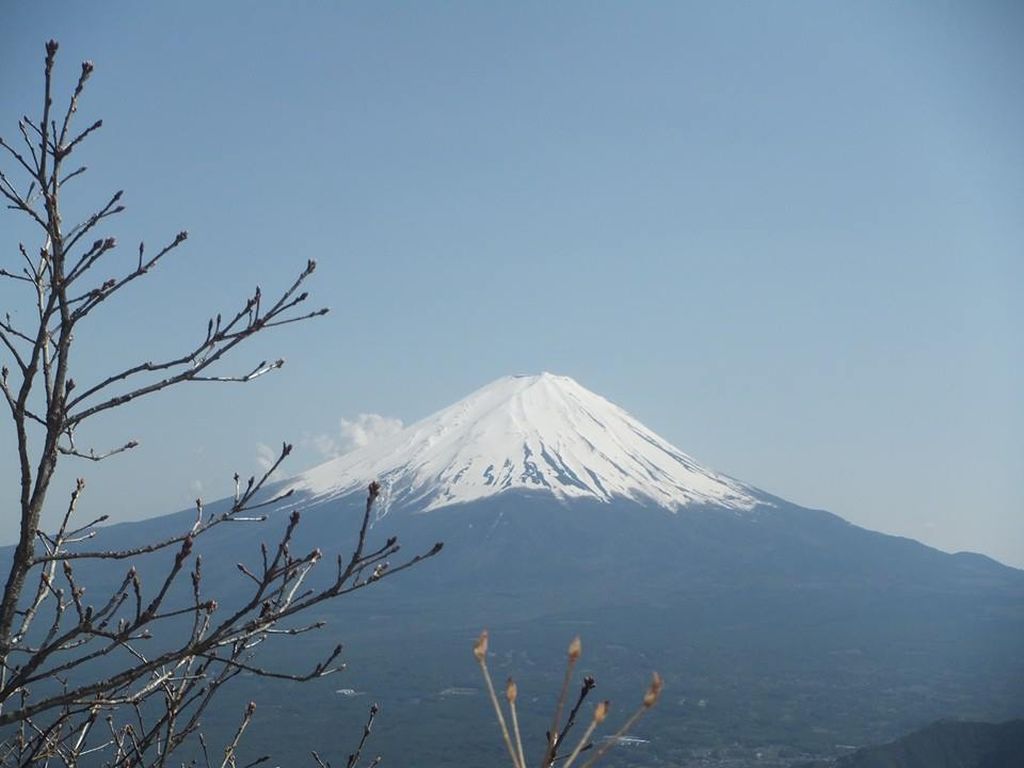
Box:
(292, 373), (761, 512)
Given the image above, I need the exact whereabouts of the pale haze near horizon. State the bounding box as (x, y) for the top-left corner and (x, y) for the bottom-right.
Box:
(1, 2), (1021, 567)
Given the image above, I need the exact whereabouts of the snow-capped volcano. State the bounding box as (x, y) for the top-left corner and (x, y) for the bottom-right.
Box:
(293, 373), (760, 512)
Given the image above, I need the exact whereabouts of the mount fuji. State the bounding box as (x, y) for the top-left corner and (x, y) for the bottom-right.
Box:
(41, 374), (1024, 766)
(292, 372), (760, 513)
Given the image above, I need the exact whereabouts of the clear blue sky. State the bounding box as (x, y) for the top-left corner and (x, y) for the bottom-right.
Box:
(2, 2), (1022, 566)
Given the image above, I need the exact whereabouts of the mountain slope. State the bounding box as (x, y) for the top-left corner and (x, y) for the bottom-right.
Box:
(800, 719), (1024, 767)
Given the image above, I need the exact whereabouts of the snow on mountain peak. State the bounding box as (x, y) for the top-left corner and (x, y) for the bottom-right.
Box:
(291, 373), (761, 512)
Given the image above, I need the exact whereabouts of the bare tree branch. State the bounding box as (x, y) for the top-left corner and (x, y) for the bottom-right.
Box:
(0, 40), (441, 768)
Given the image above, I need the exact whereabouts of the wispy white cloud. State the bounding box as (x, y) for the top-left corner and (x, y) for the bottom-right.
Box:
(338, 414), (405, 452)
(307, 413), (404, 459)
